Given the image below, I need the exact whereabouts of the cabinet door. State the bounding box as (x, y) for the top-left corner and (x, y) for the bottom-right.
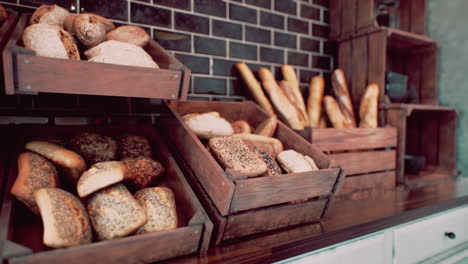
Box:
(335, 233), (388, 264)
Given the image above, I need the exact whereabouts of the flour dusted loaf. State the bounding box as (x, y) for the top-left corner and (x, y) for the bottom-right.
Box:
(107, 25), (150, 47)
(11, 152), (59, 214)
(34, 188), (92, 248)
(232, 133), (284, 158)
(277, 150), (319, 173)
(77, 161), (131, 198)
(135, 187), (177, 234)
(183, 112), (234, 139)
(30, 4), (69, 26)
(72, 13), (106, 48)
(87, 183), (147, 240)
(85, 40), (159, 69)
(69, 132), (118, 166)
(22, 23), (80, 60)
(122, 157), (165, 189)
(117, 134), (152, 160)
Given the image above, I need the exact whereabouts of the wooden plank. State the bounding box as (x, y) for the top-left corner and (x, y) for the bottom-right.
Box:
(350, 36), (368, 110)
(339, 171), (396, 196)
(330, 150), (396, 175)
(311, 127), (397, 152)
(438, 111), (457, 171)
(398, 0), (410, 32)
(406, 53), (422, 104)
(230, 169), (339, 213)
(356, 0), (374, 31)
(329, 0), (342, 39)
(410, 0), (426, 35)
(367, 30), (387, 104)
(224, 199), (328, 240)
(341, 0), (357, 37)
(338, 40), (352, 87)
(420, 46), (438, 104)
(405, 112), (421, 155)
(3, 12), (27, 95)
(384, 108), (408, 184)
(419, 114), (439, 166)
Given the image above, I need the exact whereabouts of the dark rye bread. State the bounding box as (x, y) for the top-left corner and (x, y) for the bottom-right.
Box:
(87, 184), (147, 240)
(69, 132), (117, 166)
(135, 187), (177, 234)
(253, 148), (282, 177)
(122, 157), (165, 189)
(34, 188), (92, 248)
(117, 134), (152, 160)
(11, 152), (59, 214)
(208, 136), (267, 177)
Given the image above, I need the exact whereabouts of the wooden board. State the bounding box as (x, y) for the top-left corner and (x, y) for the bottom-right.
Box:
(341, 0), (357, 38)
(339, 171), (396, 196)
(330, 150), (396, 176)
(367, 30), (387, 104)
(356, 0), (374, 31)
(0, 11), (19, 95)
(329, 0), (342, 39)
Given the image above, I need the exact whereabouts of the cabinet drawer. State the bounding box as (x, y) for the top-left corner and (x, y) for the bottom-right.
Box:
(394, 206), (468, 264)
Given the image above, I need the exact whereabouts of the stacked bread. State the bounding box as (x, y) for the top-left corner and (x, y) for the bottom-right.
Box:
(21, 4), (158, 69)
(237, 64), (379, 129)
(10, 132), (177, 248)
(183, 112), (320, 179)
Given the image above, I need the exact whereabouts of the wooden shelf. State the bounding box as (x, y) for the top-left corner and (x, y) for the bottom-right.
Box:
(385, 27), (437, 51)
(382, 104), (457, 112)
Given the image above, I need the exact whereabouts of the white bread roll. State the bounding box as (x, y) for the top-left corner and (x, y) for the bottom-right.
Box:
(277, 150), (318, 173)
(135, 187), (177, 234)
(182, 112), (234, 139)
(30, 4), (70, 26)
(107, 25), (150, 47)
(77, 161), (131, 198)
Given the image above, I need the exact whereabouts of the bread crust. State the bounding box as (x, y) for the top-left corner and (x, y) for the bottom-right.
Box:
(107, 25), (150, 47)
(135, 187), (177, 234)
(73, 14), (106, 48)
(122, 157), (165, 189)
(359, 83), (379, 128)
(117, 134), (152, 160)
(277, 150), (316, 173)
(307, 75), (325, 127)
(30, 4), (70, 26)
(77, 161), (130, 198)
(182, 112), (234, 139)
(69, 132), (118, 166)
(231, 120), (252, 134)
(324, 96), (347, 129)
(281, 65), (308, 125)
(254, 148), (282, 176)
(232, 133), (284, 158)
(279, 80), (308, 127)
(254, 115), (278, 137)
(332, 69), (356, 128)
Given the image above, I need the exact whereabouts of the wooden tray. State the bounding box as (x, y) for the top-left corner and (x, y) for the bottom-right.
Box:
(2, 14), (190, 100)
(0, 124), (212, 264)
(296, 127), (397, 198)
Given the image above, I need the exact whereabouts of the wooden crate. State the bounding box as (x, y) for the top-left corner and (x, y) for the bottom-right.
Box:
(160, 100), (344, 245)
(329, 0), (427, 40)
(0, 124), (212, 264)
(2, 14), (189, 100)
(384, 104), (459, 187)
(296, 127), (397, 197)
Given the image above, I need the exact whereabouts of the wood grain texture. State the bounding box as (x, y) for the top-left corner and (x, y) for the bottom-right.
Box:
(2, 11), (23, 95)
(337, 40), (352, 87)
(341, 0), (356, 38)
(339, 171), (396, 196)
(367, 30), (387, 104)
(350, 36), (368, 111)
(410, 0), (426, 35)
(398, 0), (410, 32)
(356, 0), (373, 30)
(230, 169), (339, 213)
(330, 150), (396, 175)
(329, 0), (341, 39)
(420, 46), (438, 104)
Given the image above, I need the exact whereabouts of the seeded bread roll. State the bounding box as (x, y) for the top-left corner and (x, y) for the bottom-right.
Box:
(231, 120), (252, 134)
(0, 4), (8, 24)
(117, 134), (152, 160)
(22, 23), (80, 60)
(77, 161), (131, 198)
(254, 148), (282, 176)
(25, 141), (87, 184)
(87, 183), (147, 241)
(232, 133), (284, 158)
(34, 188), (92, 248)
(122, 157), (165, 189)
(85, 40), (159, 69)
(69, 132), (118, 166)
(135, 187), (177, 234)
(73, 13), (106, 48)
(208, 136), (267, 177)
(106, 25), (149, 47)
(11, 152), (59, 214)
(30, 4), (69, 26)
(183, 112), (234, 139)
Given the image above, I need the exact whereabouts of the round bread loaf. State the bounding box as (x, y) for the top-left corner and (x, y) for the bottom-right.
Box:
(10, 152), (59, 214)
(73, 13), (106, 48)
(0, 4), (8, 24)
(77, 161), (131, 198)
(34, 188), (93, 248)
(135, 187), (177, 234)
(22, 23), (80, 60)
(122, 157), (165, 189)
(30, 4), (69, 26)
(63, 13), (77, 34)
(94, 14), (115, 32)
(117, 134), (152, 160)
(69, 132), (117, 166)
(106, 25), (150, 47)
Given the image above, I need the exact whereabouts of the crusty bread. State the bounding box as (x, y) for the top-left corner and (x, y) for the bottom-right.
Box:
(117, 134), (152, 160)
(107, 25), (150, 47)
(69, 132), (118, 166)
(324, 96), (347, 128)
(254, 148), (282, 176)
(359, 83), (379, 128)
(0, 4), (8, 24)
(25, 141), (86, 184)
(87, 183), (147, 241)
(279, 80), (308, 127)
(85, 40), (159, 69)
(277, 150), (318, 173)
(34, 188), (92, 248)
(304, 155), (319, 171)
(307, 75), (325, 127)
(22, 23), (80, 60)
(77, 161), (131, 198)
(63, 13), (77, 34)
(332, 69), (356, 128)
(135, 187), (177, 234)
(93, 14), (115, 32)
(254, 115), (278, 137)
(282, 65), (308, 122)
(208, 136), (267, 177)
(182, 112), (234, 139)
(232, 133), (284, 158)
(231, 120), (252, 134)
(122, 157), (165, 189)
(11, 152), (59, 214)
(73, 13), (106, 48)
(30, 4), (69, 26)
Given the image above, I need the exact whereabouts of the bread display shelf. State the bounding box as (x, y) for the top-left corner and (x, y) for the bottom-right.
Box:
(161, 100), (344, 245)
(2, 14), (190, 100)
(0, 124), (212, 264)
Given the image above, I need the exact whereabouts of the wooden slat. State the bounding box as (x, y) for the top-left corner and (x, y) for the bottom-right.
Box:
(311, 127), (397, 152)
(330, 150), (396, 175)
(223, 199), (327, 240)
(420, 115), (439, 166)
(350, 36), (368, 110)
(383, 108), (407, 184)
(438, 111), (457, 171)
(398, 0), (410, 32)
(420, 46), (438, 104)
(339, 171), (396, 196)
(367, 30), (387, 104)
(337, 40), (352, 90)
(356, 0), (374, 30)
(230, 168), (339, 213)
(341, 0), (357, 37)
(410, 0), (426, 35)
(329, 0), (342, 39)
(406, 53), (422, 104)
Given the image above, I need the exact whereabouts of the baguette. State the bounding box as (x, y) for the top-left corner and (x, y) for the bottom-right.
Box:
(318, 115), (327, 128)
(231, 120), (252, 134)
(232, 133), (284, 158)
(77, 161), (131, 198)
(307, 75), (325, 127)
(323, 96), (346, 128)
(332, 69), (356, 128)
(254, 115), (278, 137)
(281, 65), (307, 122)
(135, 187), (177, 234)
(359, 83), (379, 128)
(279, 80), (309, 126)
(235, 63), (275, 115)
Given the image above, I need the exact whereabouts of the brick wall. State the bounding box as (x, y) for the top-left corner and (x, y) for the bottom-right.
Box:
(0, 0), (333, 110)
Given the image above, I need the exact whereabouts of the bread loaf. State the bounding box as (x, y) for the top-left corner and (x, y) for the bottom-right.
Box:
(182, 112), (234, 139)
(22, 23), (80, 60)
(122, 157), (165, 189)
(255, 115), (278, 137)
(282, 65), (307, 122)
(30, 4), (69, 26)
(332, 69), (356, 128)
(135, 187), (177, 234)
(69, 132), (117, 166)
(279, 80), (309, 126)
(232, 133), (284, 158)
(359, 83), (379, 128)
(254, 148), (282, 176)
(11, 152), (59, 214)
(87, 183), (147, 241)
(231, 120), (252, 134)
(117, 134), (152, 160)
(63, 13), (77, 33)
(277, 150), (318, 173)
(93, 14), (115, 32)
(107, 25), (150, 47)
(208, 136), (267, 177)
(73, 14), (106, 48)
(0, 4), (8, 24)
(324, 96), (347, 128)
(77, 161), (131, 198)
(25, 141), (87, 184)
(34, 188), (92, 248)
(307, 75), (325, 127)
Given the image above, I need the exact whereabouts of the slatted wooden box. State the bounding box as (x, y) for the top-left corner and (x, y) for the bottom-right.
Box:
(0, 124), (212, 264)
(2, 14), (189, 100)
(161, 100), (344, 245)
(296, 127), (397, 198)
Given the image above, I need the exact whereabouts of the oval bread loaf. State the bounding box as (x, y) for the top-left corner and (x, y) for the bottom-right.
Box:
(277, 150), (318, 173)
(73, 13), (106, 48)
(69, 132), (118, 166)
(30, 4), (69, 26)
(117, 134), (152, 160)
(77, 161), (131, 198)
(135, 187), (177, 234)
(106, 25), (150, 47)
(232, 133), (284, 158)
(122, 157), (165, 189)
(183, 112), (234, 139)
(231, 120), (251, 134)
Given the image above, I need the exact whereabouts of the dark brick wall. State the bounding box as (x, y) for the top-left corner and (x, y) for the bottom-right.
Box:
(0, 0), (332, 107)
